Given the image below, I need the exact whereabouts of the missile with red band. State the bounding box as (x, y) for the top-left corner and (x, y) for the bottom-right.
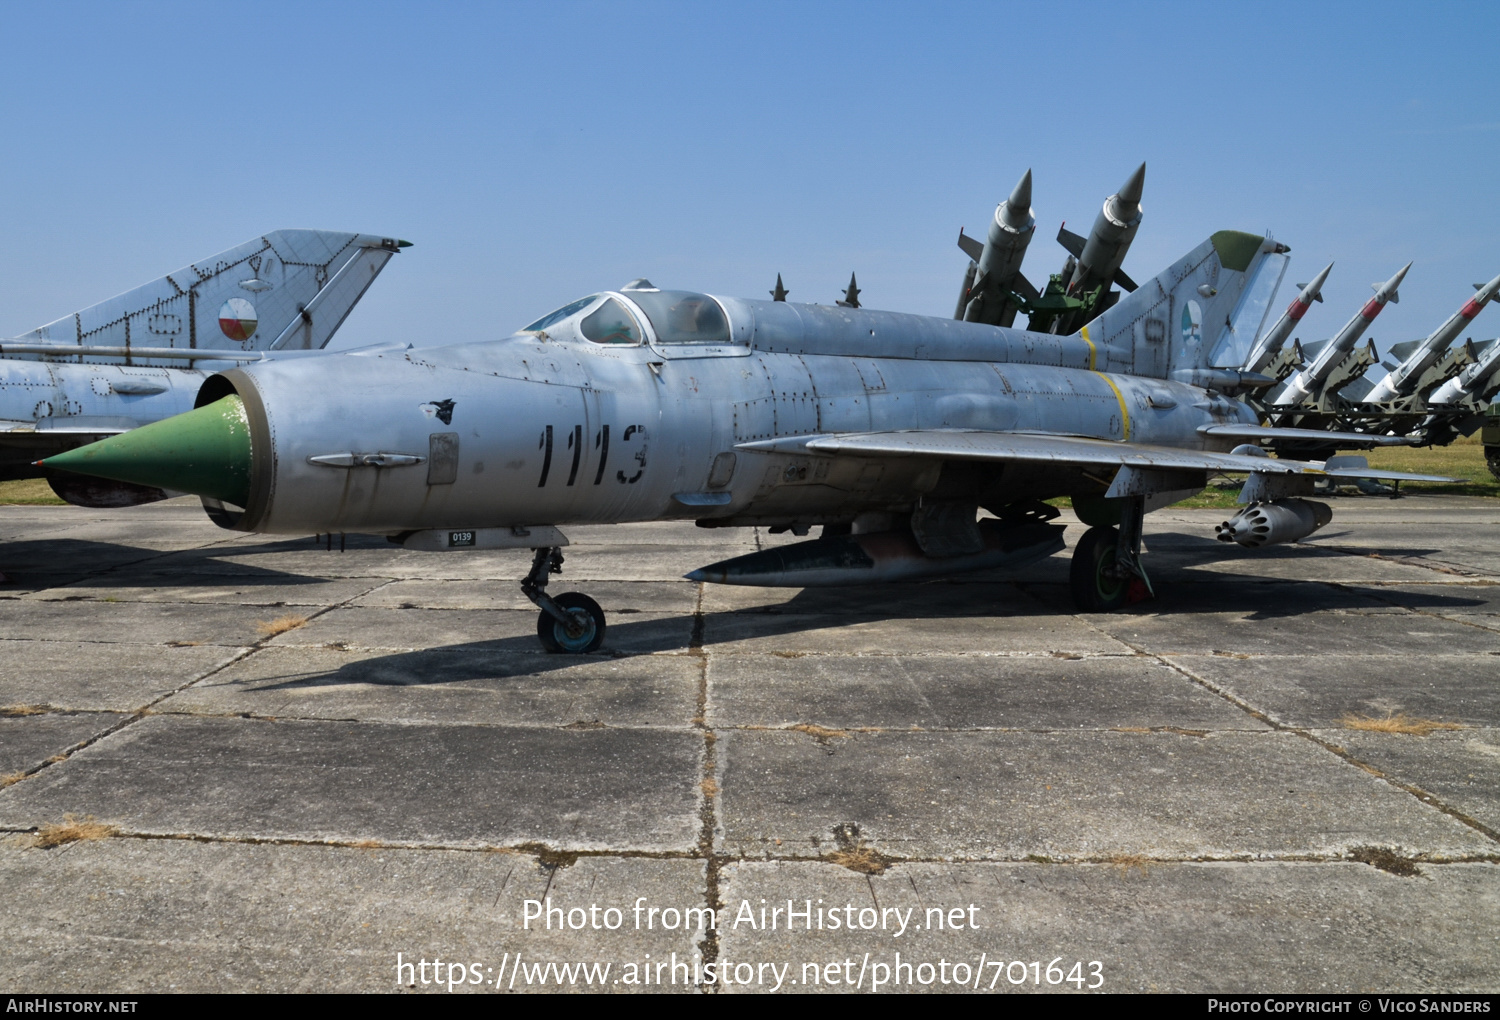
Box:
(1243, 263), (1333, 374)
(1365, 270), (1500, 401)
(1273, 262), (1411, 406)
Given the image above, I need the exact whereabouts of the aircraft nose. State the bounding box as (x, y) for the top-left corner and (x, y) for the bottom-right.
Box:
(39, 395), (253, 508)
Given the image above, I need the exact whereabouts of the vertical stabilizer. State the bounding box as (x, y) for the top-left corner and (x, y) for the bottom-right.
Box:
(14, 230), (409, 365)
(1075, 230), (1285, 379)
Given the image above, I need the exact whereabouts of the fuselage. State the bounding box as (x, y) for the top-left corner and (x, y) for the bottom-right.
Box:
(0, 359), (206, 479)
(205, 288), (1256, 535)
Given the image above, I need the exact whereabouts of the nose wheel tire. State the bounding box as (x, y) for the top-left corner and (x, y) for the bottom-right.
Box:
(1069, 526), (1128, 612)
(537, 592), (606, 653)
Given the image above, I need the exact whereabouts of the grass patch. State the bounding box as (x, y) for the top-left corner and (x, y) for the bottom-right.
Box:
(1341, 712), (1465, 736)
(1364, 434), (1497, 496)
(700, 776), (719, 798)
(1046, 434), (1496, 512)
(789, 723), (848, 741)
(0, 705), (48, 716)
(1103, 853), (1153, 875)
(1172, 487), (1252, 510)
(255, 615), (308, 637)
(1, 772), (27, 788)
(0, 478), (67, 506)
(825, 845), (890, 875)
(35, 814), (118, 848)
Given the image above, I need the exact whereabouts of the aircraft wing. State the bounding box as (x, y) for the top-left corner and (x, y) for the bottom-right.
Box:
(736, 430), (1461, 483)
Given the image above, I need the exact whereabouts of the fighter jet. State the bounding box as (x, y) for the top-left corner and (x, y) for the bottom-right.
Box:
(40, 179), (1459, 653)
(1, 229), (408, 507)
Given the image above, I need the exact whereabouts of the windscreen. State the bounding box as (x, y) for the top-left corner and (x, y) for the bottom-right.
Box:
(580, 297), (643, 344)
(521, 295), (600, 334)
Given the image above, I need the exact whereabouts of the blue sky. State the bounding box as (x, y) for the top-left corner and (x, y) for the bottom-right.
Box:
(2, 1), (1497, 358)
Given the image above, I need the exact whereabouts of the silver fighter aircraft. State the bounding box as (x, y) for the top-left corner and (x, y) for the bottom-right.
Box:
(1, 229), (407, 506)
(40, 181), (1459, 652)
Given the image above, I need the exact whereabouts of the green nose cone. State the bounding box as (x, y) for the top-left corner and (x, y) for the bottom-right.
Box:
(41, 395), (253, 508)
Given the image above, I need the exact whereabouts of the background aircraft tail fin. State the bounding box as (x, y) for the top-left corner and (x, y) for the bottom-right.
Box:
(16, 230), (409, 363)
(1078, 230), (1286, 378)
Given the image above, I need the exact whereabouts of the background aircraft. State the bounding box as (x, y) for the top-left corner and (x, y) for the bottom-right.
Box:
(0, 229), (407, 507)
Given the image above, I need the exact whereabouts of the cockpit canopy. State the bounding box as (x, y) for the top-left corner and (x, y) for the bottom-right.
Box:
(519, 286), (730, 346)
(622, 289), (729, 344)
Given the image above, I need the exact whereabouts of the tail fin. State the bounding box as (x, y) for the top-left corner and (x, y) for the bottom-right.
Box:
(15, 229), (408, 362)
(1079, 230), (1286, 378)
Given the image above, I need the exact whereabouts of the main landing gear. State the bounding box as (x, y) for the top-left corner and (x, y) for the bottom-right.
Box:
(1068, 495), (1154, 612)
(522, 547), (606, 653)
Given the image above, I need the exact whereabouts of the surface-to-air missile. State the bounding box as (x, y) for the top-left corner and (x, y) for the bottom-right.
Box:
(1065, 162), (1145, 299)
(1364, 271), (1500, 402)
(957, 169), (1036, 327)
(770, 274), (789, 302)
(1241, 263), (1332, 376)
(1428, 336), (1500, 405)
(39, 208), (1461, 652)
(1020, 164), (1145, 336)
(1272, 262), (1411, 407)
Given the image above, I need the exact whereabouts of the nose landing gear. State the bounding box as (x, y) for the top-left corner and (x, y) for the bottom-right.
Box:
(522, 546), (606, 653)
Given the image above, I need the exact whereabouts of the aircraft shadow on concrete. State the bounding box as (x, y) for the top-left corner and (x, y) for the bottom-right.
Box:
(242, 565), (1486, 694)
(1, 537), (334, 589)
(1085, 531), (1477, 619)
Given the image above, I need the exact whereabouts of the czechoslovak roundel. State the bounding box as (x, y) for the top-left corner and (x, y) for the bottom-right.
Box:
(218, 297), (258, 342)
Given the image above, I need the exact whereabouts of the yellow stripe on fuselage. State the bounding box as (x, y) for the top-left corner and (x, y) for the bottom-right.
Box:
(1080, 325), (1096, 370)
(1094, 370), (1131, 442)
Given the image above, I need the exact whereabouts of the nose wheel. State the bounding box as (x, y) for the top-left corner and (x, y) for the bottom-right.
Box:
(522, 547), (606, 653)
(537, 592), (606, 653)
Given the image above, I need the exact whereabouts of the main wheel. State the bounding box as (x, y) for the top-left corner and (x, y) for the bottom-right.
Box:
(536, 592), (606, 653)
(1069, 526), (1128, 612)
(1487, 449), (1500, 483)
